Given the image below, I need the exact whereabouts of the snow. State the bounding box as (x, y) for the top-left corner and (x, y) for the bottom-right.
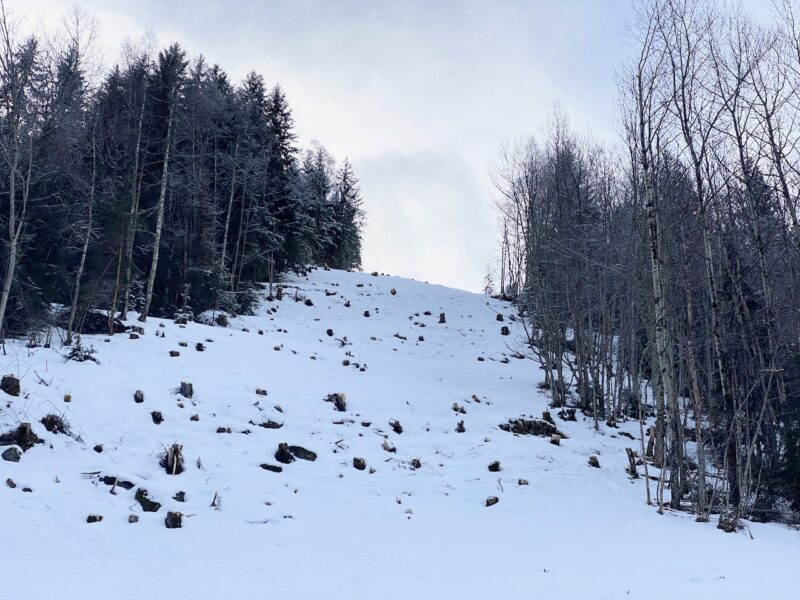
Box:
(1, 268), (798, 599)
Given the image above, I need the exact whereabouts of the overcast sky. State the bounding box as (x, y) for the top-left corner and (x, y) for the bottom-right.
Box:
(19, 0), (768, 291)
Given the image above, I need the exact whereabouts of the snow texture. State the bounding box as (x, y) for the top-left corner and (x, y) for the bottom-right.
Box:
(1, 268), (797, 599)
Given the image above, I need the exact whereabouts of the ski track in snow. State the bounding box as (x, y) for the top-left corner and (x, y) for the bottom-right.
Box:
(1, 268), (797, 599)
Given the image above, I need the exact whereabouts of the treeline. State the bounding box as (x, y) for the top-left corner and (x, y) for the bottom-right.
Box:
(495, 0), (800, 527)
(0, 7), (364, 341)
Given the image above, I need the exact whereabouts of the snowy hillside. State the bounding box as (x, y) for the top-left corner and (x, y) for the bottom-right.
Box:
(1, 268), (798, 599)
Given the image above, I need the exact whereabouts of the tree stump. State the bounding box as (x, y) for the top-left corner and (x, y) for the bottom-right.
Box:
(625, 448), (638, 478)
(162, 444), (184, 475)
(165, 511), (182, 529)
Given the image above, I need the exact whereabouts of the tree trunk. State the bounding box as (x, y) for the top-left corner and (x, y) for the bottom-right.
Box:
(140, 98), (175, 322)
(66, 135), (97, 345)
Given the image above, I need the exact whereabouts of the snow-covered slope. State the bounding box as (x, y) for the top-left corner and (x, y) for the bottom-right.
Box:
(1, 269), (797, 599)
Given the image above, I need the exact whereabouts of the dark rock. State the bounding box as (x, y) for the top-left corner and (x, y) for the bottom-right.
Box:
(260, 463), (283, 473)
(353, 457), (367, 471)
(588, 456), (600, 468)
(135, 488), (162, 512)
(304, 298), (314, 307)
(455, 420), (465, 433)
(557, 408), (577, 422)
(500, 326), (510, 336)
(485, 496), (499, 507)
(169, 350), (180, 357)
(195, 343), (206, 352)
(288, 445), (317, 462)
(499, 418), (565, 438)
(6, 478), (16, 488)
(488, 461), (501, 472)
(496, 314), (504, 322)
(86, 515), (103, 523)
(173, 491), (186, 502)
(361, 421), (371, 427)
(93, 444), (103, 453)
(275, 443), (295, 464)
(134, 390), (144, 403)
(410, 458), (421, 470)
(326, 329), (334, 337)
(542, 411), (555, 425)
(216, 426), (231, 434)
(128, 515), (139, 524)
(179, 382), (193, 398)
(165, 511), (182, 529)
(477, 357), (485, 362)
(390, 420), (403, 434)
(518, 479), (529, 486)
(363, 310), (370, 318)
(438, 313), (446, 324)
(216, 313), (229, 327)
(0, 423), (42, 451)
(151, 411), (163, 425)
(2, 447), (21, 462)
(550, 434), (561, 446)
(1, 374), (20, 397)
(255, 388), (268, 396)
(253, 420), (282, 430)
(100, 476), (134, 490)
(129, 333), (140, 340)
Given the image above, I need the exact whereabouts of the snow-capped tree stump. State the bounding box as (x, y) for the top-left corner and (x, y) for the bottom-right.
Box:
(325, 393), (347, 412)
(275, 443), (295, 464)
(0, 423), (41, 451)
